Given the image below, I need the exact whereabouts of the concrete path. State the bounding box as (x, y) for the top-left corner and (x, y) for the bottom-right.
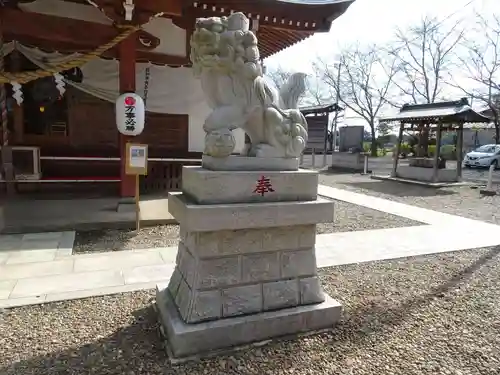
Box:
(318, 185), (498, 228)
(0, 196), (175, 234)
(0, 231), (75, 265)
(1, 185), (499, 309)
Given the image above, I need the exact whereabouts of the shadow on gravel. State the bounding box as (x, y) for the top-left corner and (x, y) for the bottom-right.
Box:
(73, 229), (137, 253)
(319, 169), (364, 176)
(1, 305), (171, 375)
(345, 180), (456, 197)
(328, 246), (500, 346)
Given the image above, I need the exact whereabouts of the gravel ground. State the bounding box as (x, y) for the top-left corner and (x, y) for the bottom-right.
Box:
(319, 171), (500, 225)
(73, 225), (181, 254)
(1, 247), (499, 374)
(319, 199), (421, 234)
(73, 201), (421, 253)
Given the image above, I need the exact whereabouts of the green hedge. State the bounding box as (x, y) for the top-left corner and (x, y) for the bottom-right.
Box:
(392, 142), (412, 155)
(428, 145), (436, 156)
(440, 145), (456, 160)
(390, 143), (457, 159)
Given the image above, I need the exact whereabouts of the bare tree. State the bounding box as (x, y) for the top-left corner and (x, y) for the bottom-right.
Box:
(450, 12), (500, 142)
(265, 65), (292, 91)
(314, 44), (399, 156)
(303, 77), (329, 106)
(265, 65), (329, 106)
(390, 16), (464, 105)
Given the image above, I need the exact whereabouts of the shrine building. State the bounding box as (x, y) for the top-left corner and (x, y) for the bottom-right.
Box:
(0, 0), (354, 198)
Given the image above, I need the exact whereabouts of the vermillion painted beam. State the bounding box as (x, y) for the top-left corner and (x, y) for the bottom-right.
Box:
(136, 0), (183, 17)
(118, 33), (138, 198)
(2, 8), (190, 65)
(1, 8), (159, 52)
(81, 0), (183, 17)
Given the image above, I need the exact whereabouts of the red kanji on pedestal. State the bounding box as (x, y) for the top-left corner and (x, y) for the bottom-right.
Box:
(253, 175), (275, 196)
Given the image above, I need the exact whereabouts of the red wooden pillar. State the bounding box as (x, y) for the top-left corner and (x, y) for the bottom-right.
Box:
(118, 32), (137, 198)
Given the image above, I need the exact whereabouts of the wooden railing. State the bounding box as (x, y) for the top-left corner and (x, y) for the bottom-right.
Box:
(4, 156), (202, 194)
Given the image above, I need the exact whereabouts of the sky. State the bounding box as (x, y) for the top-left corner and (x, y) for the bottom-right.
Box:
(264, 0), (499, 127)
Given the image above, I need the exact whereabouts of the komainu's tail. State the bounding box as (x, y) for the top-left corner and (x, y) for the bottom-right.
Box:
(279, 72), (307, 110)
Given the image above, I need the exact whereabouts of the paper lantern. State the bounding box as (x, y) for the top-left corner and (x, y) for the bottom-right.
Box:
(115, 93), (145, 136)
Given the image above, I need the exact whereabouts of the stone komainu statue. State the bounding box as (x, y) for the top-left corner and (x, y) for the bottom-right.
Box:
(190, 12), (309, 159)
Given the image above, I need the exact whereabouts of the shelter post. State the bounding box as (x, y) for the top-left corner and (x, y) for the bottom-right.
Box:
(456, 124), (463, 180)
(118, 32), (138, 198)
(323, 121), (328, 166)
(432, 121), (442, 182)
(391, 121), (403, 177)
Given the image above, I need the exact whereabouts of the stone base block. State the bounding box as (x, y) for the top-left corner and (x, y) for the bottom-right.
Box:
(156, 284), (342, 360)
(202, 155), (299, 171)
(168, 244), (325, 323)
(330, 152), (365, 172)
(408, 157), (434, 168)
(168, 192), (334, 232)
(397, 166), (458, 182)
(116, 197), (136, 213)
(182, 166), (318, 204)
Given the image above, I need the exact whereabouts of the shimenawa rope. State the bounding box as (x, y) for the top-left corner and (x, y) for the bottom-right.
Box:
(0, 24), (140, 84)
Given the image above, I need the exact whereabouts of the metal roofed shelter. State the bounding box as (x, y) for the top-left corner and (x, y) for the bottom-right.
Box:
(300, 103), (342, 155)
(300, 103), (342, 116)
(379, 98), (491, 184)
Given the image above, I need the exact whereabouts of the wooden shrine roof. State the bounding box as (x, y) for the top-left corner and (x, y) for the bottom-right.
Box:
(379, 98), (491, 126)
(2, 0), (355, 64)
(188, 0), (355, 57)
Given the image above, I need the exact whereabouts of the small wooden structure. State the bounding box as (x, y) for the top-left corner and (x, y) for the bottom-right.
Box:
(379, 98), (490, 184)
(300, 103), (342, 153)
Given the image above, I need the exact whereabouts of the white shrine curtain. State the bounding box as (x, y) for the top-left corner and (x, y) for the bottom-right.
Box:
(1, 42), (207, 115)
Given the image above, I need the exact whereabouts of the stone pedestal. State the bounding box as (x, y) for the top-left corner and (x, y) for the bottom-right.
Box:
(397, 166), (458, 182)
(330, 152), (366, 172)
(156, 165), (341, 360)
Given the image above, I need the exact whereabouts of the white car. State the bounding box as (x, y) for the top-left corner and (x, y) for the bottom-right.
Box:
(464, 144), (500, 169)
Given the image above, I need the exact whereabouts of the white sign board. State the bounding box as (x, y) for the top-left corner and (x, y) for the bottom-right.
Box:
(115, 93), (145, 136)
(129, 145), (147, 169)
(125, 143), (148, 175)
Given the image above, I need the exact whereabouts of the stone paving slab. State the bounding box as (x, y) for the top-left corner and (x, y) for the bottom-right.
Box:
(0, 252), (9, 265)
(159, 247), (177, 264)
(9, 270), (125, 299)
(315, 226), (500, 267)
(0, 235), (22, 251)
(123, 264), (175, 285)
(0, 258), (74, 281)
(317, 184), (477, 226)
(73, 250), (164, 273)
(0, 295), (46, 309)
(44, 281), (166, 304)
(6, 249), (58, 265)
(0, 280), (16, 300)
(0, 231), (75, 266)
